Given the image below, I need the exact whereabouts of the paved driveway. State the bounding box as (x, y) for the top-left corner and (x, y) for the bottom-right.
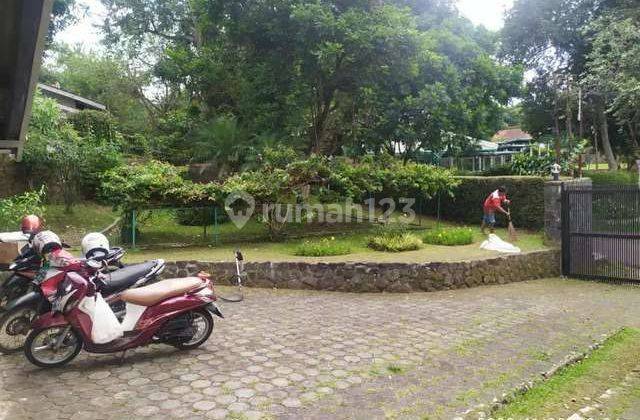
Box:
(1, 278), (640, 419)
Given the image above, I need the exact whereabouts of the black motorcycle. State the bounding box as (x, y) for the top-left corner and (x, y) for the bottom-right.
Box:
(0, 246), (42, 310)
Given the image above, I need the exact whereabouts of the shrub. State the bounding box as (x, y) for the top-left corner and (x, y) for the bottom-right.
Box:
(423, 227), (474, 246)
(367, 225), (422, 252)
(482, 164), (515, 176)
(23, 94), (123, 207)
(510, 153), (557, 176)
(421, 176), (545, 229)
(368, 232), (422, 252)
(585, 170), (638, 186)
(293, 237), (352, 257)
(0, 188), (46, 231)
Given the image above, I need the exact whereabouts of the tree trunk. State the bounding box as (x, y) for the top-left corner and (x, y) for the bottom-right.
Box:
(565, 95), (574, 149)
(554, 114), (561, 164)
(598, 104), (618, 171)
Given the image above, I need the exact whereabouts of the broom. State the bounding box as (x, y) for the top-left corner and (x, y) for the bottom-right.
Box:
(506, 204), (518, 242)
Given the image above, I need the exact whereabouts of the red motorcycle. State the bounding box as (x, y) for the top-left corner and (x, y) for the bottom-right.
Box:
(24, 271), (222, 367)
(0, 248), (164, 354)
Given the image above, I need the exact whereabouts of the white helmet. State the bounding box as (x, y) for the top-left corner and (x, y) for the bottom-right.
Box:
(32, 230), (62, 255)
(81, 232), (110, 259)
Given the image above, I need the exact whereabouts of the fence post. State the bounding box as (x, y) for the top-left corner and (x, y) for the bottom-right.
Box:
(213, 207), (220, 245)
(437, 192), (441, 228)
(131, 209), (137, 249)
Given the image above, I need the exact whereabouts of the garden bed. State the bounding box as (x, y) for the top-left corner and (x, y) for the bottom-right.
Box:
(162, 249), (560, 293)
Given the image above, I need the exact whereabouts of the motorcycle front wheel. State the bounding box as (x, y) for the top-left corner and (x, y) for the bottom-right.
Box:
(0, 306), (37, 353)
(0, 282), (29, 311)
(25, 326), (82, 368)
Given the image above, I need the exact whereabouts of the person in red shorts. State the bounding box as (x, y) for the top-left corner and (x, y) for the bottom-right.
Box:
(481, 186), (511, 234)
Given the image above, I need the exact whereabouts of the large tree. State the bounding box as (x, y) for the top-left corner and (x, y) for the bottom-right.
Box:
(99, 0), (522, 161)
(502, 0), (638, 171)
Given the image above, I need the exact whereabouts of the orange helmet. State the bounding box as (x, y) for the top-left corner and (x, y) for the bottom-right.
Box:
(21, 215), (43, 235)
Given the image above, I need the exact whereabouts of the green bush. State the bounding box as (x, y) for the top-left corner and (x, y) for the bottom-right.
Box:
(174, 207), (228, 226)
(482, 164), (514, 176)
(0, 188), (46, 231)
(423, 227), (474, 246)
(368, 232), (422, 252)
(422, 176), (545, 229)
(509, 153), (557, 176)
(293, 237), (352, 257)
(23, 94), (123, 207)
(367, 225), (422, 252)
(585, 170), (638, 186)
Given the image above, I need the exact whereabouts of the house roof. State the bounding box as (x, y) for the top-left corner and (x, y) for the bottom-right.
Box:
(38, 83), (106, 112)
(492, 127), (533, 143)
(476, 139), (498, 152)
(0, 0), (52, 159)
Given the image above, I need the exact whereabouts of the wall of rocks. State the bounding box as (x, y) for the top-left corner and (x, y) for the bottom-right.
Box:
(162, 250), (561, 293)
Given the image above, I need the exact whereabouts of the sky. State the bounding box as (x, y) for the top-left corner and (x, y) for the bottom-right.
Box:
(57, 0), (515, 49)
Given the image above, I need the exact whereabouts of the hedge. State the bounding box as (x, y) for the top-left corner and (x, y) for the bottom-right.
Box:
(584, 170), (638, 186)
(420, 176), (546, 230)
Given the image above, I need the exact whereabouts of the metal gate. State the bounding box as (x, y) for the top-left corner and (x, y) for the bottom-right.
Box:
(562, 186), (640, 282)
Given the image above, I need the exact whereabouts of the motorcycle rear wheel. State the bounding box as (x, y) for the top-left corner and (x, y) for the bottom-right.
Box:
(172, 309), (213, 350)
(0, 305), (37, 354)
(25, 326), (82, 368)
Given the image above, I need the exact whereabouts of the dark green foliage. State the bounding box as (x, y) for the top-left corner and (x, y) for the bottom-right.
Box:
(585, 171), (638, 186)
(482, 164), (514, 176)
(423, 227), (474, 246)
(174, 207), (228, 226)
(0, 188), (47, 232)
(98, 0), (522, 160)
(23, 94), (123, 207)
(509, 153), (557, 176)
(422, 176), (546, 229)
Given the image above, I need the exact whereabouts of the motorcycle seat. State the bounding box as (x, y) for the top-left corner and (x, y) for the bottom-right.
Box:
(119, 277), (204, 307)
(101, 261), (159, 296)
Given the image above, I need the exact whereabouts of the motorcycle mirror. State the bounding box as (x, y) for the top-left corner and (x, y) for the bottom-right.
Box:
(86, 259), (102, 270)
(235, 250), (244, 261)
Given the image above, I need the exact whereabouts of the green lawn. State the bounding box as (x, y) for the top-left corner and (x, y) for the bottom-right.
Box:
(42, 203), (548, 263)
(45, 203), (119, 244)
(123, 224), (547, 263)
(494, 328), (640, 419)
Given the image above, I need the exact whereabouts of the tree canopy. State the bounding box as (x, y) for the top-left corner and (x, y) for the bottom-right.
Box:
(502, 0), (640, 170)
(81, 0), (522, 163)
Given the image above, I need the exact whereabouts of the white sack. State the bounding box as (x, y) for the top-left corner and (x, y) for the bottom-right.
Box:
(480, 234), (521, 254)
(79, 293), (124, 344)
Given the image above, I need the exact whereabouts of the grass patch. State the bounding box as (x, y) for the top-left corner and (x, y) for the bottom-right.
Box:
(494, 328), (640, 419)
(386, 364), (406, 374)
(293, 237), (352, 257)
(45, 204), (118, 244)
(423, 227), (474, 246)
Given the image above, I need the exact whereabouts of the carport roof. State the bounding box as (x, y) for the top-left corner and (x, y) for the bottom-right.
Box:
(0, 0), (53, 159)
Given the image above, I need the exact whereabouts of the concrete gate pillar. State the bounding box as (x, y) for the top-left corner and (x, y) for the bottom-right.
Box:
(544, 178), (593, 245)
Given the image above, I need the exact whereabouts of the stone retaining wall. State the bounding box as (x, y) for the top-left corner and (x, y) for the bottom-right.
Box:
(162, 250), (560, 293)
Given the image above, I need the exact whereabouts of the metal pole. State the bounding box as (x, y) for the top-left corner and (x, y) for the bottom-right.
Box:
(131, 209), (137, 249)
(213, 207), (219, 245)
